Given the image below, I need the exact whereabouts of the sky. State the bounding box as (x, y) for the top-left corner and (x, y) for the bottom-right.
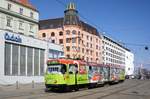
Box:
(30, 0), (150, 69)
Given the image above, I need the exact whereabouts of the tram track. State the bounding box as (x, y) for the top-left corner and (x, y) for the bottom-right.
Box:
(70, 81), (145, 99)
(0, 80), (148, 99)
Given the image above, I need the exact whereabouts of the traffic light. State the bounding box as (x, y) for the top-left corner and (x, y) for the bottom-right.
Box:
(145, 46), (148, 50)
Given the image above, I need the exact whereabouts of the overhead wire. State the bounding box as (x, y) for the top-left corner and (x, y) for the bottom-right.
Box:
(54, 0), (150, 48)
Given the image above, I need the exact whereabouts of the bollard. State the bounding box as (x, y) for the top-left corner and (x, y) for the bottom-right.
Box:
(32, 80), (34, 88)
(16, 81), (19, 89)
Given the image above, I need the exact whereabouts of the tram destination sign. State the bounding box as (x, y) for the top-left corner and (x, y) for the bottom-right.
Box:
(4, 33), (22, 43)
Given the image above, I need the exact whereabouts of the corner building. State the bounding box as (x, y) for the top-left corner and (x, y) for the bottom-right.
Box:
(0, 0), (64, 84)
(38, 3), (103, 63)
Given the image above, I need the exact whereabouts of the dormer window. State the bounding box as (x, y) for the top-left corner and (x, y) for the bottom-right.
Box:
(30, 12), (33, 18)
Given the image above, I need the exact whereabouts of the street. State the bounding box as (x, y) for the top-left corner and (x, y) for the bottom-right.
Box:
(0, 80), (150, 99)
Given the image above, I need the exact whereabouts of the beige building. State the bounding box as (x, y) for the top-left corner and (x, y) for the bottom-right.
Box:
(38, 3), (103, 63)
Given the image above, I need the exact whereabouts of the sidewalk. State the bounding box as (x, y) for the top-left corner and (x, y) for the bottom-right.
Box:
(0, 83), (45, 99)
(0, 82), (45, 91)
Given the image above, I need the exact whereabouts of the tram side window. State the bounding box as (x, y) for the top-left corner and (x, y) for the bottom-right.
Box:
(100, 67), (104, 75)
(116, 68), (120, 74)
(79, 65), (87, 74)
(69, 64), (78, 74)
(61, 64), (67, 74)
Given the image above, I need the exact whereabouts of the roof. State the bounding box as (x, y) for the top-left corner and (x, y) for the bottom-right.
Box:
(39, 18), (64, 29)
(10, 0), (37, 11)
(103, 35), (131, 51)
(39, 18), (100, 36)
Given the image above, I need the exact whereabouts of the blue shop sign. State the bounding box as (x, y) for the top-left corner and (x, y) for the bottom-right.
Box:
(4, 33), (22, 43)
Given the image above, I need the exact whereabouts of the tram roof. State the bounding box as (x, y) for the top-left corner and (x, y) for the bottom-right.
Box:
(47, 59), (87, 65)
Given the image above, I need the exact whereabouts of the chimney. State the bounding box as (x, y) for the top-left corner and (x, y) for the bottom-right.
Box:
(20, 0), (29, 4)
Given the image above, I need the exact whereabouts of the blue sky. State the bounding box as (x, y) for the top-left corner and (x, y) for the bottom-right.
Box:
(30, 0), (150, 69)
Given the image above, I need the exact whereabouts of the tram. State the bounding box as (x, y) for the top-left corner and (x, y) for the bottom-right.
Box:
(44, 58), (125, 91)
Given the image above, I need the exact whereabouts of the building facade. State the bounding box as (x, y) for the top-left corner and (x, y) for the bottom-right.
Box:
(125, 50), (134, 75)
(102, 35), (126, 67)
(38, 3), (103, 63)
(0, 0), (39, 37)
(102, 35), (134, 74)
(0, 0), (64, 85)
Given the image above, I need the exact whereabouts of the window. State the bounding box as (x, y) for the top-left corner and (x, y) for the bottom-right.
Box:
(19, 21), (24, 30)
(5, 43), (45, 76)
(59, 39), (63, 44)
(72, 46), (77, 51)
(90, 37), (92, 41)
(20, 46), (26, 76)
(6, 17), (12, 27)
(19, 8), (23, 14)
(59, 31), (63, 36)
(96, 52), (98, 57)
(78, 39), (80, 44)
(52, 40), (55, 43)
(90, 44), (92, 48)
(72, 30), (76, 35)
(96, 45), (98, 49)
(66, 30), (70, 35)
(96, 39), (98, 43)
(72, 38), (76, 43)
(66, 38), (71, 43)
(78, 31), (80, 35)
(86, 57), (89, 62)
(27, 47), (33, 76)
(34, 49), (39, 75)
(79, 65), (87, 74)
(78, 47), (80, 52)
(69, 64), (78, 74)
(90, 50), (92, 55)
(82, 56), (84, 60)
(91, 58), (93, 61)
(8, 3), (11, 10)
(40, 50), (45, 75)
(5, 43), (11, 75)
(66, 46), (70, 51)
(86, 42), (89, 47)
(66, 54), (70, 58)
(87, 35), (89, 40)
(82, 48), (84, 53)
(29, 24), (34, 32)
(12, 44), (19, 76)
(30, 12), (33, 18)
(86, 49), (89, 55)
(42, 33), (46, 37)
(51, 32), (55, 36)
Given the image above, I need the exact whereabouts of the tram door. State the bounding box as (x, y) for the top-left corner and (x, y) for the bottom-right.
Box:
(67, 64), (78, 85)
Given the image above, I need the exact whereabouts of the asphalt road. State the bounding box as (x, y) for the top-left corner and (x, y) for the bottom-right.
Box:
(0, 80), (150, 99)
